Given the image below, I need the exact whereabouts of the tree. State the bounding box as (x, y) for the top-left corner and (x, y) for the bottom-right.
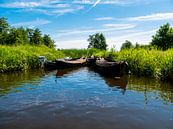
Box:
(120, 40), (133, 50)
(27, 28), (34, 44)
(0, 17), (9, 33)
(6, 27), (29, 45)
(31, 28), (43, 45)
(0, 17), (56, 47)
(135, 42), (140, 49)
(88, 33), (107, 50)
(151, 23), (173, 50)
(0, 17), (10, 45)
(43, 34), (55, 48)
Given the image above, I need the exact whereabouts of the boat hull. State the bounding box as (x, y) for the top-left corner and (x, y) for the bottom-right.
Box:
(55, 59), (86, 69)
(44, 61), (57, 70)
(95, 60), (128, 77)
(86, 58), (96, 66)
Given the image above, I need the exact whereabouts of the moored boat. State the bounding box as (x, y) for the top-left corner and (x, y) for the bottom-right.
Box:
(95, 58), (129, 77)
(44, 58), (87, 70)
(44, 60), (57, 70)
(86, 57), (96, 66)
(55, 58), (87, 69)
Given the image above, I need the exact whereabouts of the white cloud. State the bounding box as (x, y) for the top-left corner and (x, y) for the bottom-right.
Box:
(103, 24), (136, 29)
(56, 39), (87, 49)
(94, 13), (173, 22)
(52, 6), (84, 15)
(56, 23), (136, 37)
(93, 0), (102, 7)
(73, 0), (140, 5)
(0, 0), (83, 15)
(95, 17), (114, 21)
(0, 0), (153, 15)
(56, 29), (156, 50)
(11, 18), (51, 28)
(127, 13), (173, 21)
(0, 2), (41, 8)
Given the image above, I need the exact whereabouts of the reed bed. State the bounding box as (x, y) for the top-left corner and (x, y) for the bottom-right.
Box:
(62, 48), (173, 80)
(61, 48), (100, 58)
(0, 45), (64, 72)
(1, 45), (173, 80)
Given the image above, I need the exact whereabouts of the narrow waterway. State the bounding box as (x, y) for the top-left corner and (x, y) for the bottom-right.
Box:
(0, 67), (172, 129)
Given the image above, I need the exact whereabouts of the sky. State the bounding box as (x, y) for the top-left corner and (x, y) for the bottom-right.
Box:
(0, 0), (173, 50)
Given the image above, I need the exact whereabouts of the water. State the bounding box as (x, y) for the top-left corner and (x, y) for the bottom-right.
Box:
(0, 67), (173, 129)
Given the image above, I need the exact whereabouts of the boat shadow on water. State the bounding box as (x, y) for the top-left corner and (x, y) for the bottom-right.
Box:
(88, 67), (128, 94)
(55, 67), (83, 77)
(55, 67), (128, 94)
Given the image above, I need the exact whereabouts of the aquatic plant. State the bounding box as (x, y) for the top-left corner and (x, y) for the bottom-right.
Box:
(0, 45), (64, 72)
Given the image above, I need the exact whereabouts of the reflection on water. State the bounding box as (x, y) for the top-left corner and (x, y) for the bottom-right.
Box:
(56, 67), (82, 78)
(128, 76), (173, 103)
(0, 67), (173, 129)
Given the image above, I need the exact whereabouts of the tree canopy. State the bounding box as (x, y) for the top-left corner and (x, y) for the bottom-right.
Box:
(120, 40), (133, 50)
(88, 33), (107, 50)
(151, 23), (173, 50)
(0, 17), (9, 33)
(43, 34), (55, 48)
(0, 17), (55, 48)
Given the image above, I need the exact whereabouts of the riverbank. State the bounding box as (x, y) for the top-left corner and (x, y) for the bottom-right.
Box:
(1, 45), (173, 81)
(62, 48), (173, 81)
(0, 45), (64, 72)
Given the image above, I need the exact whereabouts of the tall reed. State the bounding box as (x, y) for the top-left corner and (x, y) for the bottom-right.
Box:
(0, 45), (64, 72)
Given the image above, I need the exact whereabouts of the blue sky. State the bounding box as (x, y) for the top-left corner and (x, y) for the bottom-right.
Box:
(0, 0), (173, 50)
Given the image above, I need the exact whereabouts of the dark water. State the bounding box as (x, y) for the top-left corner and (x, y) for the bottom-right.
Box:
(0, 67), (173, 129)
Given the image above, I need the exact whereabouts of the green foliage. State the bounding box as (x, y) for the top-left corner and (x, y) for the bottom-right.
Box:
(120, 40), (134, 50)
(6, 27), (29, 45)
(0, 17), (10, 45)
(0, 17), (9, 33)
(151, 23), (173, 50)
(31, 28), (43, 45)
(115, 48), (173, 80)
(61, 48), (100, 58)
(0, 17), (55, 47)
(88, 33), (107, 50)
(56, 48), (173, 80)
(43, 34), (55, 48)
(0, 45), (64, 72)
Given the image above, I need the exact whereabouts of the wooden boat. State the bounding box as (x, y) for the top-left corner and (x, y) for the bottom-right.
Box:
(44, 60), (57, 70)
(44, 58), (86, 70)
(86, 57), (96, 66)
(95, 58), (129, 77)
(55, 58), (87, 69)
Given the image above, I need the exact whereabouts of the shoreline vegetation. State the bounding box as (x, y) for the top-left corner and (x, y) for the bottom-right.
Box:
(1, 17), (173, 81)
(0, 45), (64, 72)
(1, 46), (173, 81)
(62, 48), (173, 81)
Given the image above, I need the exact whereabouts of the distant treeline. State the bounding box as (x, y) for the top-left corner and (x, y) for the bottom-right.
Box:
(0, 17), (55, 48)
(120, 23), (173, 51)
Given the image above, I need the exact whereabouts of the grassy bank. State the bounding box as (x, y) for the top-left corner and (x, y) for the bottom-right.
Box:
(102, 48), (173, 80)
(1, 45), (173, 80)
(62, 48), (173, 80)
(61, 48), (101, 58)
(0, 45), (64, 72)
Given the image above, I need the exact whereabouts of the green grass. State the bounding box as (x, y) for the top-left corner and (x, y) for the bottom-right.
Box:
(1, 45), (173, 80)
(62, 48), (173, 80)
(114, 48), (173, 80)
(61, 48), (101, 58)
(0, 45), (64, 72)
